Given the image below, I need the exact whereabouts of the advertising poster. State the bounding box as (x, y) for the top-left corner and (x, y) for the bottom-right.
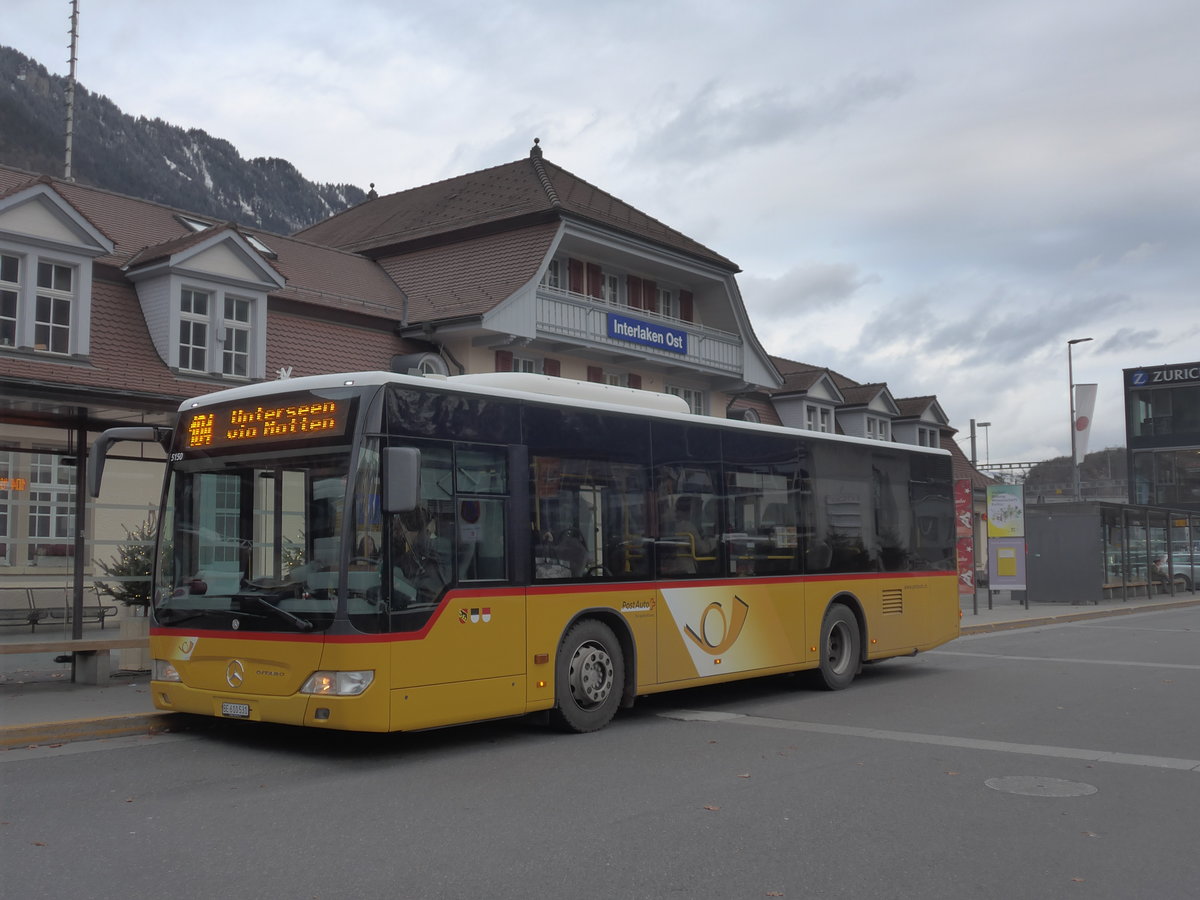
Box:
(986, 484), (1025, 538)
(954, 479), (975, 595)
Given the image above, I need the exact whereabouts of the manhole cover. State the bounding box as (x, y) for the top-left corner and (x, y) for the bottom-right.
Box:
(985, 776), (1098, 797)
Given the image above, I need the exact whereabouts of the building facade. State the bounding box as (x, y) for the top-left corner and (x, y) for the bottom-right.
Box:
(1124, 361), (1200, 511)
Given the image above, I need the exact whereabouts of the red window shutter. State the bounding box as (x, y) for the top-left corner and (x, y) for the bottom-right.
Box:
(586, 263), (602, 298)
(627, 276), (643, 309)
(587, 366), (604, 383)
(543, 357), (561, 377)
(568, 259), (584, 294)
(627, 373), (642, 390)
(679, 290), (694, 322)
(643, 280), (657, 313)
(495, 350), (513, 372)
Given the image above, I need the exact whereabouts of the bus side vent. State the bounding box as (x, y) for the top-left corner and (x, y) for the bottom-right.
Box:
(881, 589), (904, 616)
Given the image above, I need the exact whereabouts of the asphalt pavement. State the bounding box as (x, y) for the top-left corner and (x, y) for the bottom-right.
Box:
(2, 589), (1198, 749)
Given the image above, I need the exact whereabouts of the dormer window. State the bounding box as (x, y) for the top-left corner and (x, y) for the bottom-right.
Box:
(541, 259), (561, 290)
(0, 252), (84, 355)
(176, 286), (258, 377)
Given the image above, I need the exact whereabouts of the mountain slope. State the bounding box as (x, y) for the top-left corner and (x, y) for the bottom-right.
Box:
(0, 45), (366, 234)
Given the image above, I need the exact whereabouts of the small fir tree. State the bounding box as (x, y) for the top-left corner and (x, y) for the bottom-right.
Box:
(95, 513), (158, 608)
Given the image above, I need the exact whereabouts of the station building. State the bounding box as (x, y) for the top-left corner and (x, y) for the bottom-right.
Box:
(0, 143), (959, 618)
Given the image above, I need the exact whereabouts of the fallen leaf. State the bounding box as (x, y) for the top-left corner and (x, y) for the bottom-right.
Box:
(32, 841), (46, 847)
(124, 797), (136, 803)
(704, 805), (720, 811)
(1072, 878), (1085, 883)
(767, 893), (784, 897)
(737, 773), (751, 779)
(945, 771), (960, 776)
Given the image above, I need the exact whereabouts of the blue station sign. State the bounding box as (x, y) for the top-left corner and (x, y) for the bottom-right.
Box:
(607, 313), (688, 355)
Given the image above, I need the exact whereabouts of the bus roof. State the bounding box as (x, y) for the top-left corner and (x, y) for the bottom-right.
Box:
(177, 371), (951, 458)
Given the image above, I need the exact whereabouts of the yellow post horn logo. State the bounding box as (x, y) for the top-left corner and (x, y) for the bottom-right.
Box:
(684, 596), (750, 655)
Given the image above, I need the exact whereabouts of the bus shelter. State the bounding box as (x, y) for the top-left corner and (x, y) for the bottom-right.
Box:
(1026, 501), (1199, 605)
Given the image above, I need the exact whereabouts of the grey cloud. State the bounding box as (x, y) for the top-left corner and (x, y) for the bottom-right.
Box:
(641, 72), (912, 164)
(741, 263), (878, 318)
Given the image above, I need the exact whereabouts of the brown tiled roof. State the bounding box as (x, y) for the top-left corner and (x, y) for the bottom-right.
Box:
(894, 395), (938, 418)
(767, 356), (860, 391)
(376, 222), (559, 322)
(296, 145), (738, 271)
(839, 383), (889, 406)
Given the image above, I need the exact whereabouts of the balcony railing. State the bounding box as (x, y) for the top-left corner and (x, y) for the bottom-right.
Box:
(536, 287), (742, 373)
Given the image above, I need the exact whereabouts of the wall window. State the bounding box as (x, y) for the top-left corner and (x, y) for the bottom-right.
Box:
(917, 427), (939, 448)
(1, 254), (19, 347)
(0, 447), (12, 565)
(541, 259), (561, 290)
(179, 288), (209, 371)
(27, 451), (75, 563)
(866, 416), (890, 441)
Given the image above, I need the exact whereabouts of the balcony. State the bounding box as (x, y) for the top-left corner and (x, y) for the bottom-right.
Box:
(536, 287), (742, 374)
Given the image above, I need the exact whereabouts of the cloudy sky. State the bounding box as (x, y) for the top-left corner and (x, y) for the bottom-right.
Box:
(8, 0), (1198, 466)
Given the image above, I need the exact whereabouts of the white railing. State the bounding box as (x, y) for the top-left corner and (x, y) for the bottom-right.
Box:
(536, 287), (742, 373)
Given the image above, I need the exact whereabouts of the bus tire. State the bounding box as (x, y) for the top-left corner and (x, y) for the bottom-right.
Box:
(815, 604), (860, 691)
(550, 618), (624, 733)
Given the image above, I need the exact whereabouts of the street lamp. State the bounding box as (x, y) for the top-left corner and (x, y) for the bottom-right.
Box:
(978, 422), (992, 466)
(1068, 337), (1093, 500)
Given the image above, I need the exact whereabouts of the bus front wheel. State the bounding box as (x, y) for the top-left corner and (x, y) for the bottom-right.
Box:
(550, 619), (624, 733)
(815, 604), (860, 691)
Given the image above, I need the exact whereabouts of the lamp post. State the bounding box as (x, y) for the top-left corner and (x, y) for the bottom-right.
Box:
(1068, 337), (1093, 500)
(978, 421), (992, 466)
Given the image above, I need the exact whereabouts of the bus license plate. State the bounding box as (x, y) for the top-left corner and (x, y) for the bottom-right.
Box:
(221, 702), (251, 718)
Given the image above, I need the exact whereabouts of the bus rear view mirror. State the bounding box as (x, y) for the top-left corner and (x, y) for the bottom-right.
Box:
(382, 447), (421, 514)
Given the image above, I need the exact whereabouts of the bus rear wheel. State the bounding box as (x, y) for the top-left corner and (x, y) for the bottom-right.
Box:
(550, 619), (624, 733)
(815, 604), (860, 691)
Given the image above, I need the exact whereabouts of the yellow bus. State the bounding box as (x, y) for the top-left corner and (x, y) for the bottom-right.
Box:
(93, 371), (959, 734)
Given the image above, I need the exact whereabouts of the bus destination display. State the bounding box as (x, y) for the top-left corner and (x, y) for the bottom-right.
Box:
(183, 396), (353, 451)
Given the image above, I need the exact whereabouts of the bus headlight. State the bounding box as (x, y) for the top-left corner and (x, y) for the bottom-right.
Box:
(154, 659), (181, 682)
(299, 670), (375, 696)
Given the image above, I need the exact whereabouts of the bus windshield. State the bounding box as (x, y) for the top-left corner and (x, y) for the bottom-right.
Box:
(154, 451), (350, 633)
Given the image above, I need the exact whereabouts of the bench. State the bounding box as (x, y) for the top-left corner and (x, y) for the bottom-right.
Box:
(0, 637), (148, 684)
(28, 586), (119, 629)
(0, 587), (43, 631)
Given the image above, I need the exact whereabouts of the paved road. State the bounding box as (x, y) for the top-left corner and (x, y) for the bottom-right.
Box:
(2, 606), (1197, 899)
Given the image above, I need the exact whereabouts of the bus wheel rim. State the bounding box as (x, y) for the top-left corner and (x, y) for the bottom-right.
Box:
(827, 621), (851, 675)
(569, 641), (613, 708)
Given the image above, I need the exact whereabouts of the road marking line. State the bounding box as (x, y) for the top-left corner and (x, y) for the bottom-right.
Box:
(658, 710), (1200, 772)
(929, 650), (1200, 670)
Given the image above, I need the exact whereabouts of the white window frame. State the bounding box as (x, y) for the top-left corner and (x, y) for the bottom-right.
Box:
(820, 409), (832, 433)
(666, 384), (706, 415)
(221, 295), (252, 377)
(541, 259), (561, 291)
(512, 355), (540, 374)
(0, 247), (91, 356)
(27, 449), (75, 565)
(602, 273), (620, 305)
(866, 416), (891, 441)
(1, 253), (20, 348)
(173, 282), (263, 379)
(179, 288), (210, 372)
(657, 287), (677, 318)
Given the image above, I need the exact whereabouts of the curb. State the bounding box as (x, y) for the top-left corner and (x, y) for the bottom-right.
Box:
(960, 597), (1200, 635)
(0, 711), (180, 750)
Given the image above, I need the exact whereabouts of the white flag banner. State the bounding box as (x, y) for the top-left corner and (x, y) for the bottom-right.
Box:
(1074, 383), (1098, 464)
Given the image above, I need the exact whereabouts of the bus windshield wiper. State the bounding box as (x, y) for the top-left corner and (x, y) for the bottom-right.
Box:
(156, 607), (267, 626)
(239, 594), (315, 632)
